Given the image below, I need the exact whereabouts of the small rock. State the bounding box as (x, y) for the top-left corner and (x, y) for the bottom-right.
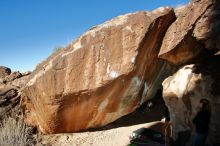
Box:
(4, 71), (22, 82)
(0, 66), (11, 78)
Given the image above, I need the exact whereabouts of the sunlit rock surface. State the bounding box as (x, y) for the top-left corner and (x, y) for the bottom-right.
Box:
(22, 7), (175, 133)
(158, 0), (213, 65)
(193, 0), (220, 51)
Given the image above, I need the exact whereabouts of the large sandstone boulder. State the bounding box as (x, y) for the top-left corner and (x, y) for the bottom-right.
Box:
(158, 0), (214, 64)
(22, 7), (175, 133)
(162, 55), (220, 144)
(193, 0), (220, 51)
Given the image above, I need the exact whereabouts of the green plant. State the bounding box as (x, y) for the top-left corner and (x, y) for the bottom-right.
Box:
(53, 46), (63, 53)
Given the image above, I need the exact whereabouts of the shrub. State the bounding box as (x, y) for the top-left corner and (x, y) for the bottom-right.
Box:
(0, 117), (32, 146)
(53, 46), (63, 53)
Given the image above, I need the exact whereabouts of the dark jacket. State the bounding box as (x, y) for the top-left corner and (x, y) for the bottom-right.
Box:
(193, 110), (211, 134)
(164, 106), (170, 121)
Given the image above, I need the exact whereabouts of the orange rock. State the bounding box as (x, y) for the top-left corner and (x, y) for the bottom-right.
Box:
(22, 7), (175, 133)
(193, 0), (220, 51)
(158, 0), (213, 65)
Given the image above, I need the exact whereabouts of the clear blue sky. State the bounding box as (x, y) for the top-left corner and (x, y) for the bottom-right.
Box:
(0, 0), (189, 72)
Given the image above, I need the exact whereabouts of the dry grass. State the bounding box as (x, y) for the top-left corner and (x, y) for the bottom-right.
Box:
(0, 117), (33, 146)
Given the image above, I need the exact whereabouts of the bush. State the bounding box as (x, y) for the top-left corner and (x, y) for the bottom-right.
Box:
(53, 46), (63, 53)
(0, 117), (32, 146)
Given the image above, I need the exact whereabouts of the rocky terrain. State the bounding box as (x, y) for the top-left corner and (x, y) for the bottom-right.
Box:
(39, 121), (163, 146)
(0, 66), (35, 146)
(1, 0), (220, 145)
(0, 66), (30, 121)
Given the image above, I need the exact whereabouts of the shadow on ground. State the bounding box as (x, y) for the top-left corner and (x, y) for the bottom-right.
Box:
(88, 90), (166, 132)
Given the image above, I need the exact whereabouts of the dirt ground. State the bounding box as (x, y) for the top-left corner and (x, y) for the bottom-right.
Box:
(38, 97), (166, 146)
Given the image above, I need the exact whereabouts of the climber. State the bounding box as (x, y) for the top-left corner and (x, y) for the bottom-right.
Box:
(164, 106), (172, 146)
(193, 98), (211, 146)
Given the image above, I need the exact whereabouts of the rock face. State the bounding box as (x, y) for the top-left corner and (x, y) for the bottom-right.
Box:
(162, 55), (220, 144)
(159, 0), (220, 144)
(193, 0), (220, 51)
(158, 0), (214, 65)
(22, 7), (175, 133)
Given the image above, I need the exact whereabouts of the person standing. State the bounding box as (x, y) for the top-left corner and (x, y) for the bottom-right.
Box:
(193, 99), (211, 146)
(164, 106), (172, 146)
